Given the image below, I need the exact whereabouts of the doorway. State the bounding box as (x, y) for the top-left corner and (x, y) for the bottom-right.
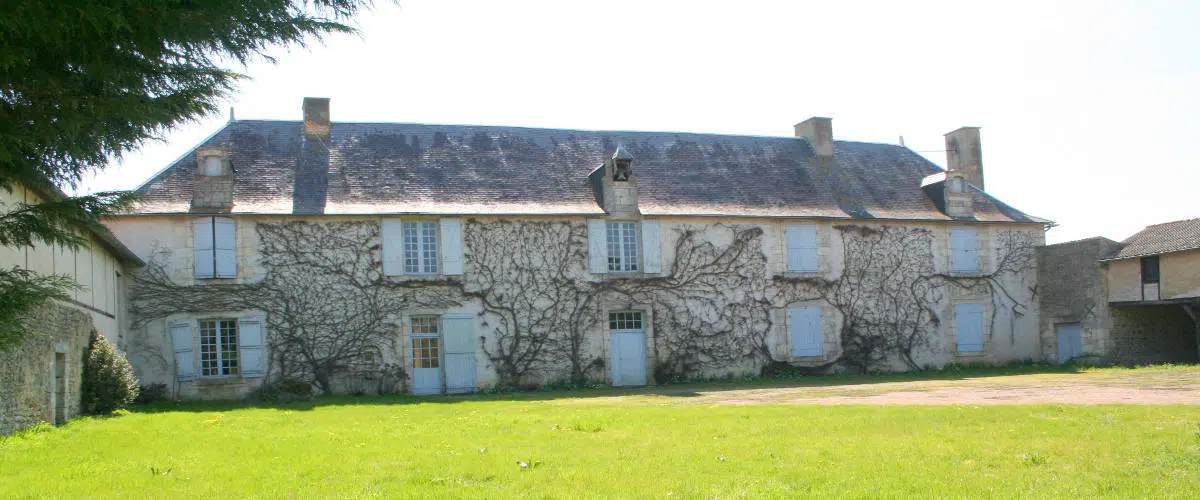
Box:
(53, 352), (66, 425)
(609, 311), (647, 386)
(1056, 323), (1083, 363)
(410, 314), (478, 395)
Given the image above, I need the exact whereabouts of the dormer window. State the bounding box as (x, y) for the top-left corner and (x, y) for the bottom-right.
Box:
(203, 156), (224, 176)
(949, 176), (965, 194)
(611, 146), (633, 181)
(614, 160), (631, 181)
(196, 147), (229, 177)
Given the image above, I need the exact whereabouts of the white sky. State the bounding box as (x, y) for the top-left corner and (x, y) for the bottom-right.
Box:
(87, 0), (1200, 244)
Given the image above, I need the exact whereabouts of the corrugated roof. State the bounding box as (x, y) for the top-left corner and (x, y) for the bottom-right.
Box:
(128, 120), (1045, 223)
(1106, 218), (1200, 260)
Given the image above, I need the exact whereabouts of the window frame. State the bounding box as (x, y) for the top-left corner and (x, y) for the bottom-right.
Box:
(606, 221), (641, 273)
(194, 216), (237, 279)
(401, 220), (440, 275)
(410, 315), (441, 369)
(786, 223), (819, 273)
(608, 311), (644, 332)
(949, 227), (980, 274)
(953, 303), (985, 353)
(1140, 255), (1160, 284)
(198, 318), (239, 377)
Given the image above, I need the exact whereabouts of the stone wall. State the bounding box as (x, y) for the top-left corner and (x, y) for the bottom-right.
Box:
(0, 302), (94, 435)
(1037, 237), (1121, 362)
(1110, 305), (1198, 364)
(109, 214), (1045, 398)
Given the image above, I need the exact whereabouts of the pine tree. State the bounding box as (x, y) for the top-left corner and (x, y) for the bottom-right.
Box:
(0, 0), (376, 350)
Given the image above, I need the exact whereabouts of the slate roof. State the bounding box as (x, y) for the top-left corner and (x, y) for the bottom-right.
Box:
(131, 119), (1046, 223)
(1105, 218), (1200, 260)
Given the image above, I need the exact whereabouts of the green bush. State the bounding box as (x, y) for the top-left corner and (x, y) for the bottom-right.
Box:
(253, 377), (314, 403)
(80, 330), (139, 415)
(134, 383), (171, 405)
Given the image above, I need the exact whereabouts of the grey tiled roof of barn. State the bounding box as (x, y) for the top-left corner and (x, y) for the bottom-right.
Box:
(131, 119), (1045, 223)
(1106, 218), (1200, 260)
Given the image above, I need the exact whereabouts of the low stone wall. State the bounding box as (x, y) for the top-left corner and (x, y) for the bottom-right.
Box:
(0, 302), (94, 435)
(1110, 305), (1198, 364)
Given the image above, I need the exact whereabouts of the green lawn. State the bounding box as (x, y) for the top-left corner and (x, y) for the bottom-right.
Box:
(2, 370), (1199, 498)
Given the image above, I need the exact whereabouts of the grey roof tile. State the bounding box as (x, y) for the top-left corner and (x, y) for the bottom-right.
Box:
(1108, 218), (1200, 260)
(131, 120), (1044, 223)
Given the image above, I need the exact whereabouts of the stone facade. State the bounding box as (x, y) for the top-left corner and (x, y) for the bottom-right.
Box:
(1109, 305), (1198, 364)
(1037, 237), (1122, 362)
(0, 303), (94, 435)
(1038, 237), (1200, 364)
(108, 214), (1044, 399)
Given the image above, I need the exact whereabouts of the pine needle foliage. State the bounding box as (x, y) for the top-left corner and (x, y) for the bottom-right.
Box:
(0, 0), (377, 352)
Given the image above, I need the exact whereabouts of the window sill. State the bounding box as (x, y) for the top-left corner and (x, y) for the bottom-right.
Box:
(955, 350), (986, 357)
(195, 376), (244, 385)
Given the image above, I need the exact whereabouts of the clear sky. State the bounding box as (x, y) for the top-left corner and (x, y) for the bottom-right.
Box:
(87, 0), (1199, 244)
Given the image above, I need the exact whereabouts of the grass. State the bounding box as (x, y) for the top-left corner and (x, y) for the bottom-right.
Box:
(2, 367), (1199, 498)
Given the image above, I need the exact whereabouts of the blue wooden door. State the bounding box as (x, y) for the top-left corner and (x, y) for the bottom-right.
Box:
(442, 314), (477, 394)
(411, 335), (442, 395)
(1056, 323), (1083, 363)
(610, 332), (646, 386)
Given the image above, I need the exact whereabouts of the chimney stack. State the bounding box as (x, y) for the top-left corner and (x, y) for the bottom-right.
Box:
(303, 97), (331, 138)
(944, 127), (983, 190)
(795, 117), (834, 160)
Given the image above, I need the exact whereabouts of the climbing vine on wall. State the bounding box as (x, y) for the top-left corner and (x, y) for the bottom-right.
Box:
(129, 217), (1039, 392)
(775, 225), (1038, 372)
(129, 221), (460, 395)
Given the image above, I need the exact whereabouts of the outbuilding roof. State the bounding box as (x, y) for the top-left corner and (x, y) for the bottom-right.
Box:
(129, 119), (1046, 224)
(1105, 218), (1200, 260)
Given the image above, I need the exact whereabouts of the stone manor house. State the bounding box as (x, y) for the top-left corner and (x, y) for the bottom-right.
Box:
(4, 98), (1196, 412)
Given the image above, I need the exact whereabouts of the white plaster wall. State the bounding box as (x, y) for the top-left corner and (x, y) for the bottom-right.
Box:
(110, 213), (1045, 398)
(0, 185), (126, 345)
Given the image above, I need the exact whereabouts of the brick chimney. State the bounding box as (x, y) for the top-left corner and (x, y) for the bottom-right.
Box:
(794, 117), (834, 160)
(303, 97), (331, 138)
(944, 127), (983, 190)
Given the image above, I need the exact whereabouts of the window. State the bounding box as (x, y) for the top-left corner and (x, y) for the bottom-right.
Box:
(411, 315), (440, 369)
(1140, 256), (1160, 284)
(202, 156), (224, 176)
(786, 223), (818, 273)
(402, 221), (439, 274)
(609, 311), (643, 331)
(606, 222), (640, 272)
(948, 177), (965, 194)
(199, 319), (239, 376)
(193, 217), (236, 279)
(950, 227), (979, 273)
(789, 306), (822, 356)
(955, 303), (984, 352)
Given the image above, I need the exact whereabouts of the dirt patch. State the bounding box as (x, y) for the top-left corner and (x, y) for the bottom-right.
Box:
(652, 371), (1200, 405)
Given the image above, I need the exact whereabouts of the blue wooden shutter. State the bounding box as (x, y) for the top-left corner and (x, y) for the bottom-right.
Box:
(588, 219), (607, 274)
(790, 306), (823, 356)
(641, 220), (661, 273)
(192, 218), (214, 278)
(950, 228), (979, 273)
(237, 316), (266, 377)
(786, 223), (818, 272)
(955, 303), (984, 352)
(381, 218), (403, 276)
(169, 319), (197, 380)
(214, 217), (237, 278)
(440, 218), (463, 275)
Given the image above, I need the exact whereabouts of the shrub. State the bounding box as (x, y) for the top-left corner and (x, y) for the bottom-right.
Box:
(80, 330), (139, 415)
(254, 377), (314, 403)
(134, 383), (171, 405)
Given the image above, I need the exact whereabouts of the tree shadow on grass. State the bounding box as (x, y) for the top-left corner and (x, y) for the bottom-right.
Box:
(129, 362), (1106, 413)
